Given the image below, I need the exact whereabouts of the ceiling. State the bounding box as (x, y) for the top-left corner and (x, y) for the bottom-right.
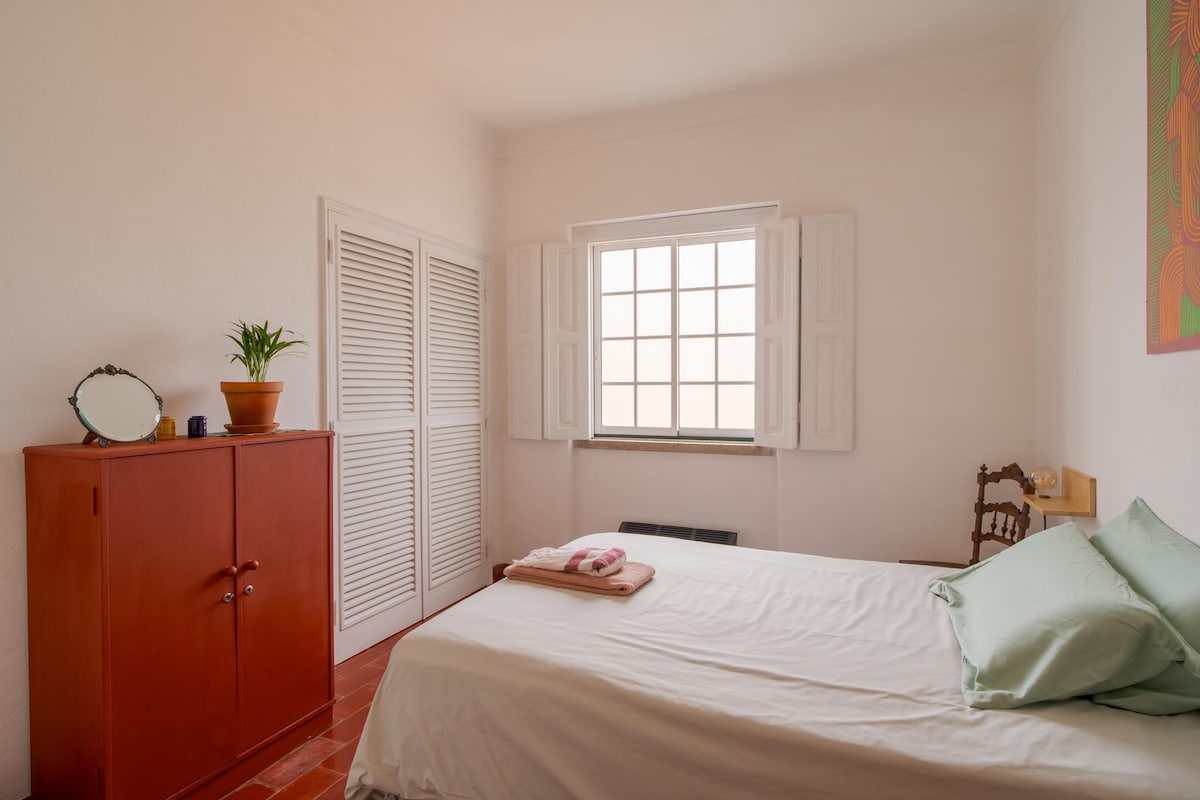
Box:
(262, 0), (1071, 134)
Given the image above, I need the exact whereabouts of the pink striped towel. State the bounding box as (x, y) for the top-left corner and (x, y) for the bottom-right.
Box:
(503, 562), (655, 596)
(510, 545), (627, 577)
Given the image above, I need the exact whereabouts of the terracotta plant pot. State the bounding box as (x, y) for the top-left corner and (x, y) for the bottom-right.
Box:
(220, 381), (282, 433)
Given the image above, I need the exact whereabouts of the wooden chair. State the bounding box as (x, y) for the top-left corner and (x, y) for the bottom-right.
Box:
(902, 462), (1034, 569)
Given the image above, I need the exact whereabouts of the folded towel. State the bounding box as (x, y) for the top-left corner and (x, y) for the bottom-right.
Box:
(511, 545), (627, 577)
(502, 562), (655, 596)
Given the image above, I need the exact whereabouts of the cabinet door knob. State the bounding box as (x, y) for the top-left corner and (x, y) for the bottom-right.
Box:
(241, 560), (260, 572)
(243, 585), (255, 596)
(221, 592), (235, 604)
(220, 565), (238, 577)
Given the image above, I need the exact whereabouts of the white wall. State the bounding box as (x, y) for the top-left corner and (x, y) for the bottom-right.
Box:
(0, 1), (494, 795)
(1034, 0), (1200, 540)
(495, 50), (1038, 564)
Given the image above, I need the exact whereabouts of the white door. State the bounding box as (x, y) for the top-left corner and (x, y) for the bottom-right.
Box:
(422, 242), (488, 613)
(326, 209), (423, 662)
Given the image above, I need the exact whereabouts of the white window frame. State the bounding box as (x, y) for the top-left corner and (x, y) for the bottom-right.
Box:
(569, 204), (779, 245)
(590, 229), (758, 440)
(575, 205), (776, 444)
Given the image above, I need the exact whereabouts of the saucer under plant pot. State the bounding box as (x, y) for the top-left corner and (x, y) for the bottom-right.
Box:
(220, 320), (306, 434)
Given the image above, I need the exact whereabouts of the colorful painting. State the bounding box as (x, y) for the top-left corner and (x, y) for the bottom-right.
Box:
(1148, 0), (1200, 353)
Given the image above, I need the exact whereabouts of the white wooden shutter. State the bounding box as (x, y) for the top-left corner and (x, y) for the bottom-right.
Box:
(422, 243), (487, 613)
(326, 209), (423, 662)
(755, 217), (799, 448)
(800, 213), (855, 451)
(506, 243), (543, 439)
(542, 242), (589, 440)
(337, 428), (417, 624)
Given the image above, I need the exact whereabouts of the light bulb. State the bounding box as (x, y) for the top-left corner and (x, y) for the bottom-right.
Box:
(1028, 466), (1058, 498)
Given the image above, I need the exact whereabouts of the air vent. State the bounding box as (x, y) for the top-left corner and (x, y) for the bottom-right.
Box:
(617, 521), (737, 546)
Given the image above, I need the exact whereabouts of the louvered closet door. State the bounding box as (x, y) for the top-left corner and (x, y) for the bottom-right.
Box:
(328, 212), (423, 662)
(422, 242), (488, 614)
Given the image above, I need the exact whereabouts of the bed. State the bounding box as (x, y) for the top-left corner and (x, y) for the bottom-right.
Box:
(345, 532), (1200, 800)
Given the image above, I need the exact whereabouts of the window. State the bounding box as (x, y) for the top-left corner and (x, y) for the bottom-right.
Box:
(593, 232), (757, 439)
(505, 208), (855, 451)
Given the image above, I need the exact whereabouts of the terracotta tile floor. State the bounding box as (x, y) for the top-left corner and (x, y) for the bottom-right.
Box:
(218, 626), (410, 800)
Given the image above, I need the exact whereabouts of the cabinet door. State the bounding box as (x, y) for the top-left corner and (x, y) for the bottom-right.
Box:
(25, 456), (105, 800)
(237, 437), (333, 749)
(106, 449), (238, 800)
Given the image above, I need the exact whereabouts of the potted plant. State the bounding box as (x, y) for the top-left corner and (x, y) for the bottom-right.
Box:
(220, 320), (307, 433)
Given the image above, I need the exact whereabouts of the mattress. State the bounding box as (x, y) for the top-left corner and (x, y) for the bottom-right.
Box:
(346, 533), (1200, 799)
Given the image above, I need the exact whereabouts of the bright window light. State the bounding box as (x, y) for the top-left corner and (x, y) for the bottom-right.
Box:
(593, 231), (755, 440)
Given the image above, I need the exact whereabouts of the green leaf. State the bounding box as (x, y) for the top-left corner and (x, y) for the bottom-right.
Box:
(225, 320), (307, 382)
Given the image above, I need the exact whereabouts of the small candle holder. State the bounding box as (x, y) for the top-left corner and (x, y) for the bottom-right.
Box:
(188, 415), (207, 438)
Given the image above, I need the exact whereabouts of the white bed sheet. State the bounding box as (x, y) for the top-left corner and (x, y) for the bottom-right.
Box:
(346, 533), (1200, 800)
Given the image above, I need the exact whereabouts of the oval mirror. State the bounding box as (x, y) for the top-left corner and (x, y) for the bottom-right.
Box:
(69, 365), (163, 446)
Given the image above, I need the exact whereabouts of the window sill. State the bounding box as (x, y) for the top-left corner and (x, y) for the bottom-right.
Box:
(573, 438), (774, 457)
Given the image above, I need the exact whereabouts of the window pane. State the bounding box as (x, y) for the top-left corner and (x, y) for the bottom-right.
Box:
(679, 289), (714, 335)
(593, 231), (760, 440)
(600, 249), (634, 293)
(679, 337), (715, 382)
(602, 340), (634, 382)
(679, 385), (715, 429)
(718, 385), (754, 430)
(636, 291), (671, 336)
(636, 246), (671, 291)
(679, 243), (715, 289)
(637, 338), (671, 382)
(717, 239), (755, 286)
(717, 286), (754, 334)
(717, 336), (754, 382)
(602, 385), (635, 427)
(602, 294), (634, 338)
(636, 385), (672, 428)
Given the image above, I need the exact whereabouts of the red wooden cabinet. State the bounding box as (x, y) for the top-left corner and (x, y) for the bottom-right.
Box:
(25, 431), (334, 799)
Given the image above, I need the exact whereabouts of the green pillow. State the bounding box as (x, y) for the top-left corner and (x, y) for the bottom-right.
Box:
(929, 522), (1198, 710)
(1090, 498), (1200, 714)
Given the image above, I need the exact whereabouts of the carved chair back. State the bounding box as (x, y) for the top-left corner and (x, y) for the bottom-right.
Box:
(970, 462), (1035, 565)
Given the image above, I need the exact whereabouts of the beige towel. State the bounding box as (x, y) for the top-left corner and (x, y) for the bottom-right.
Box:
(502, 561), (655, 596)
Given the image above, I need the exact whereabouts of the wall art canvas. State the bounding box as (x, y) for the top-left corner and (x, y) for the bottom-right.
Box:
(1148, 0), (1200, 353)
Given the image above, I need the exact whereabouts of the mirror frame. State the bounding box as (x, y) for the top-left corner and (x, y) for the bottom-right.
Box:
(68, 364), (164, 447)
